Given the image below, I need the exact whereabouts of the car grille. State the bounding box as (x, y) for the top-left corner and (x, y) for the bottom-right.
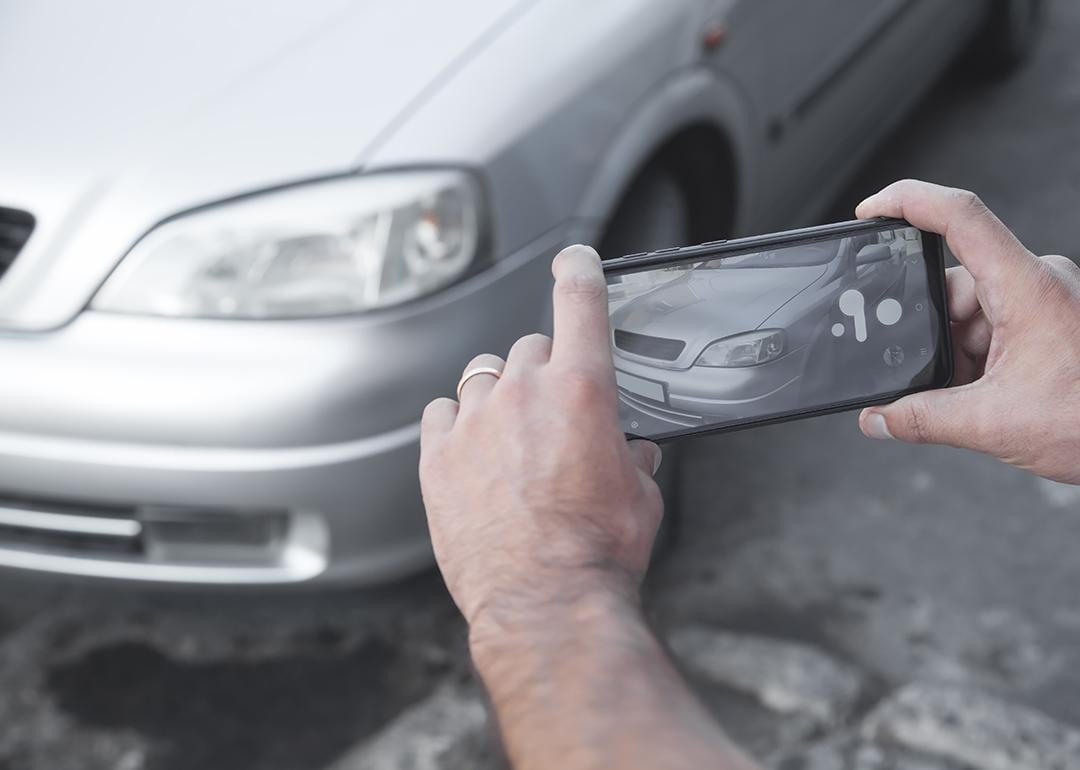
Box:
(0, 207), (34, 280)
(613, 329), (686, 361)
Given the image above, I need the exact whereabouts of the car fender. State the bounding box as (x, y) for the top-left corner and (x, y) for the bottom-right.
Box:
(554, 68), (757, 336)
(570, 65), (758, 247)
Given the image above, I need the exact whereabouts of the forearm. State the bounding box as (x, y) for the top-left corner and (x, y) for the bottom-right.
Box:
(469, 578), (759, 770)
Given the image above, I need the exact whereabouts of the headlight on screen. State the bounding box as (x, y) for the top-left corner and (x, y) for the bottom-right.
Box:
(92, 171), (483, 318)
(695, 330), (785, 368)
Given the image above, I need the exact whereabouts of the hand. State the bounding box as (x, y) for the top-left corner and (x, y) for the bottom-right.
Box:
(419, 245), (664, 636)
(419, 247), (754, 770)
(856, 180), (1080, 484)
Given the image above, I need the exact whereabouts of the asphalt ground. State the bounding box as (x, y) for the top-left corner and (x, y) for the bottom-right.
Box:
(1, 3), (1079, 769)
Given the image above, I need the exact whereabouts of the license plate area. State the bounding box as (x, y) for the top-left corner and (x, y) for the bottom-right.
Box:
(615, 370), (666, 403)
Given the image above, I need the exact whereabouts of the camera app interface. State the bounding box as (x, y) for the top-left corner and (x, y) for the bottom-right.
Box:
(608, 227), (943, 439)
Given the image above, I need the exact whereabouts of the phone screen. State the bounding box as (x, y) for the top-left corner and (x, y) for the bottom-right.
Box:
(606, 223), (951, 440)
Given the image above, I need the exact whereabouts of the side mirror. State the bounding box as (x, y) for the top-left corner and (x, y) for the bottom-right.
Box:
(855, 243), (892, 266)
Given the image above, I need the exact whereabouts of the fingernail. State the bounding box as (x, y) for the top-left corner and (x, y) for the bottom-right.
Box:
(864, 412), (894, 440)
(652, 448), (663, 475)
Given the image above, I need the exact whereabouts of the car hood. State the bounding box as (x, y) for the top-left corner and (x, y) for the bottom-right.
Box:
(612, 264), (827, 366)
(0, 0), (531, 330)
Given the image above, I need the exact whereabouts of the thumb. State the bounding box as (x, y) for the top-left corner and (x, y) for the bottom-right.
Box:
(860, 387), (981, 449)
(627, 439), (663, 477)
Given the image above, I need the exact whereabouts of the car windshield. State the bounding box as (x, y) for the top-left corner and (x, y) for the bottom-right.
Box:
(702, 239), (841, 269)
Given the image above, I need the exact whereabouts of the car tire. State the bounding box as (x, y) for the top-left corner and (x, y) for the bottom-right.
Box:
(600, 164), (693, 557)
(599, 164), (692, 259)
(964, 0), (1045, 77)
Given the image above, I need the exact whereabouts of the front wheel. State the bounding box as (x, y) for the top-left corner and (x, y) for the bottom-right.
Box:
(599, 164), (692, 258)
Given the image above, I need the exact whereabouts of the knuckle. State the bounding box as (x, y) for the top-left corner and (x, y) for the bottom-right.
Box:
(954, 188), (987, 215)
(887, 178), (927, 200)
(901, 399), (935, 444)
(421, 398), (451, 425)
(1041, 254), (1080, 278)
(420, 401), (454, 441)
(1029, 257), (1077, 302)
(464, 353), (503, 371)
(512, 333), (552, 353)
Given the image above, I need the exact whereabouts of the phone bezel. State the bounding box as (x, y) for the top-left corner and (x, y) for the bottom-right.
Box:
(603, 217), (954, 442)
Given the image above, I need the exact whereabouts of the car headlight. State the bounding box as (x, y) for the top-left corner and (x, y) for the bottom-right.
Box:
(695, 330), (785, 367)
(92, 170), (483, 318)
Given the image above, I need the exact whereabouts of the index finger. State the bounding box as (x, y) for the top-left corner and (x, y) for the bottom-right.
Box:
(550, 245), (614, 368)
(855, 180), (1037, 284)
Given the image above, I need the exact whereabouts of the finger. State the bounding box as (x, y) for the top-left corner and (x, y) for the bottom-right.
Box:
(627, 439), (663, 477)
(421, 398), (459, 448)
(505, 333), (553, 371)
(949, 313), (992, 386)
(945, 265), (981, 323)
(856, 180), (1036, 284)
(953, 311), (993, 363)
(457, 354), (505, 408)
(951, 346), (981, 387)
(550, 245), (613, 370)
(859, 385), (985, 449)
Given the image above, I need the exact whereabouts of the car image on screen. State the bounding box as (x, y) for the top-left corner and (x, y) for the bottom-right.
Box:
(610, 227), (938, 438)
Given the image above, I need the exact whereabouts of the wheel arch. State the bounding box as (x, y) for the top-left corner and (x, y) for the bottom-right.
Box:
(573, 67), (758, 249)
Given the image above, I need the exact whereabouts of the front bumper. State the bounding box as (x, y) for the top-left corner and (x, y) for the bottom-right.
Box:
(614, 347), (807, 430)
(0, 228), (563, 586)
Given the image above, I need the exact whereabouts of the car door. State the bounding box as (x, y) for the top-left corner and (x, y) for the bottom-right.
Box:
(763, 1), (988, 228)
(753, 0), (906, 227)
(701, 0), (882, 229)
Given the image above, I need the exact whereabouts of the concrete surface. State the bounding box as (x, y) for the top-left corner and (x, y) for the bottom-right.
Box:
(2, 3), (1080, 769)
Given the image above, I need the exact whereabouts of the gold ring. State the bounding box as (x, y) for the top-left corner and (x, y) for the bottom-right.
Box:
(456, 367), (503, 401)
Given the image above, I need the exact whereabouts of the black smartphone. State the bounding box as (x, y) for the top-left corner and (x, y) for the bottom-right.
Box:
(603, 218), (952, 441)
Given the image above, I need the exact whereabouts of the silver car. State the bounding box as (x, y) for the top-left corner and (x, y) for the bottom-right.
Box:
(0, 0), (1040, 586)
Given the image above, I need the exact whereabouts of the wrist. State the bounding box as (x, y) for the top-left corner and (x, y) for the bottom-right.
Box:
(467, 567), (642, 668)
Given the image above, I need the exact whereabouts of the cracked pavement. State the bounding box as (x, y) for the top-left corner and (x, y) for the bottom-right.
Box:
(2, 3), (1080, 769)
